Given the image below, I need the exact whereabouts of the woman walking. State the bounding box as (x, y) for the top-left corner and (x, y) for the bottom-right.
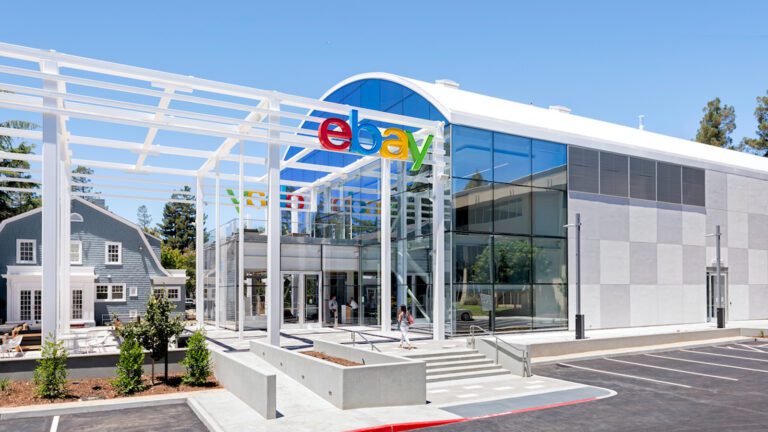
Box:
(397, 304), (413, 349)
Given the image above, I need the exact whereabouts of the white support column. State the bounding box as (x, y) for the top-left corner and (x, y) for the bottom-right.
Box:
(214, 163), (221, 328)
(40, 60), (65, 340)
(380, 159), (391, 333)
(195, 175), (205, 328)
(431, 129), (446, 341)
(237, 143), (245, 339)
(266, 97), (282, 346)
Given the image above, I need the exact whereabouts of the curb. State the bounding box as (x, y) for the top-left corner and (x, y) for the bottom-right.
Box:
(187, 396), (225, 432)
(0, 390), (222, 420)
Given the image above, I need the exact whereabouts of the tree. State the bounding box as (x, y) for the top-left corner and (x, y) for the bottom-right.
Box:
(137, 205), (153, 231)
(694, 98), (737, 149)
(161, 245), (196, 298)
(137, 293), (184, 384)
(112, 334), (146, 394)
(464, 171), (486, 190)
(741, 91), (768, 156)
(181, 330), (212, 386)
(0, 120), (41, 220)
(157, 186), (198, 251)
(71, 165), (94, 196)
(33, 334), (68, 399)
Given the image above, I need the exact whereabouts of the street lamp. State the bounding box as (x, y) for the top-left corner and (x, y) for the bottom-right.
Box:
(565, 213), (585, 340)
(706, 225), (725, 329)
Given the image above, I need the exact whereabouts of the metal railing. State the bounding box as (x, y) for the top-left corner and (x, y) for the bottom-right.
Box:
(350, 330), (382, 352)
(468, 325), (531, 377)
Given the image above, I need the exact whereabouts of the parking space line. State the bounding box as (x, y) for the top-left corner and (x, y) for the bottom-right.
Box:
(715, 346), (768, 355)
(604, 357), (738, 381)
(736, 344), (768, 353)
(558, 363), (692, 388)
(50, 416), (59, 432)
(645, 354), (768, 373)
(680, 349), (768, 363)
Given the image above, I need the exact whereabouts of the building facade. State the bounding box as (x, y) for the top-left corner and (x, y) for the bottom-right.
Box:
(0, 198), (186, 326)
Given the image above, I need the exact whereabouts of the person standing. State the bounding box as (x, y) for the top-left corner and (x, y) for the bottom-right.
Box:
(397, 304), (413, 349)
(349, 297), (359, 320)
(329, 295), (338, 327)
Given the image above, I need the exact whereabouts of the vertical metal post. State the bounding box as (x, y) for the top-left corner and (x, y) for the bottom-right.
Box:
(214, 163), (221, 328)
(380, 159), (391, 332)
(565, 213), (584, 340)
(237, 141), (245, 339)
(432, 129), (446, 341)
(195, 175), (205, 328)
(266, 97), (282, 346)
(716, 224), (725, 328)
(40, 60), (63, 340)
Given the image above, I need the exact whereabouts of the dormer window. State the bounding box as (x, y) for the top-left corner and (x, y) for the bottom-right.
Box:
(16, 239), (36, 264)
(105, 242), (122, 265)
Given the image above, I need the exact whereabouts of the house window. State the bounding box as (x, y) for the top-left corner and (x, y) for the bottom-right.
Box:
(105, 242), (122, 265)
(70, 241), (82, 265)
(72, 290), (83, 320)
(20, 290), (31, 321)
(34, 291), (41, 320)
(153, 287), (180, 301)
(95, 284), (125, 301)
(167, 288), (180, 301)
(16, 239), (36, 264)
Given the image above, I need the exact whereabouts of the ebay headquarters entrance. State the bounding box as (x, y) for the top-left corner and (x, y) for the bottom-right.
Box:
(0, 43), (567, 345)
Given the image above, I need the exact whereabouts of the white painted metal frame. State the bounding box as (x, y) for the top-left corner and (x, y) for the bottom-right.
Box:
(0, 42), (444, 344)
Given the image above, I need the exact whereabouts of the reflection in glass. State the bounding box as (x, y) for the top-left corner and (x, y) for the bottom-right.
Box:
(533, 284), (568, 329)
(453, 126), (493, 180)
(453, 233), (492, 284)
(532, 140), (567, 190)
(493, 134), (531, 185)
(453, 284), (493, 333)
(493, 184), (531, 235)
(453, 178), (492, 233)
(532, 188), (566, 237)
(494, 284), (532, 332)
(533, 238), (567, 284)
(493, 236), (531, 284)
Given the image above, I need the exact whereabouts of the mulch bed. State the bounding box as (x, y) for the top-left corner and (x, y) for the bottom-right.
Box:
(0, 374), (219, 408)
(301, 351), (362, 367)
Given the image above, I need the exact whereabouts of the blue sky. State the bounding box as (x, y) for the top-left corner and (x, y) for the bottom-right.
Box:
(1, 0), (767, 225)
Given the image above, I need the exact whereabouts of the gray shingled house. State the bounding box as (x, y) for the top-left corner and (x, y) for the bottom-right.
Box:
(0, 198), (186, 326)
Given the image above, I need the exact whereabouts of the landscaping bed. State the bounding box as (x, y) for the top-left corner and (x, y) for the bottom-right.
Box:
(0, 374), (219, 408)
(301, 351), (362, 367)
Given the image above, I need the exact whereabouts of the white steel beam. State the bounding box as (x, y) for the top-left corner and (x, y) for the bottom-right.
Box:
(135, 87), (176, 170)
(431, 126), (446, 340)
(237, 140), (245, 339)
(266, 98), (282, 346)
(380, 158), (391, 333)
(195, 175), (205, 328)
(214, 162), (222, 328)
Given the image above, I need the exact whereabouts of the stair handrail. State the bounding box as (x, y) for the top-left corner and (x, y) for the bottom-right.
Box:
(350, 330), (382, 352)
(468, 325), (531, 377)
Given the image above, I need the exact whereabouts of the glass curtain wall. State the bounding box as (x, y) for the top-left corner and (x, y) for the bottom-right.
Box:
(449, 125), (568, 335)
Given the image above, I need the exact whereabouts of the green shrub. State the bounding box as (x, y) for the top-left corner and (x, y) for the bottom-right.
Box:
(112, 335), (146, 394)
(0, 377), (10, 392)
(181, 330), (212, 386)
(33, 334), (68, 399)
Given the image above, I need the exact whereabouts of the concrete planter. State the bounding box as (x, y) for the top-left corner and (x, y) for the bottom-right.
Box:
(250, 340), (425, 409)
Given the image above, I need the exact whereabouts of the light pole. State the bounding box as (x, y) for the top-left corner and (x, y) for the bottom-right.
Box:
(565, 213), (584, 340)
(706, 225), (725, 329)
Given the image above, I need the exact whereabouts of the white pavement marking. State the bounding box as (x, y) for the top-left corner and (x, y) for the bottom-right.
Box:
(680, 349), (768, 363)
(456, 393), (479, 398)
(49, 416), (59, 432)
(524, 384), (545, 389)
(428, 389), (449, 393)
(716, 346), (768, 355)
(736, 344), (768, 353)
(558, 363), (692, 388)
(493, 386), (514, 391)
(463, 385), (483, 389)
(645, 354), (768, 373)
(604, 357), (738, 381)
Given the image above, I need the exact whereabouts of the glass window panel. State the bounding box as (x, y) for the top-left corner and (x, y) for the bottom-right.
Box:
(359, 79), (381, 110)
(533, 284), (568, 329)
(682, 166), (705, 206)
(630, 157), (656, 200)
(532, 188), (567, 237)
(532, 140), (567, 190)
(494, 284), (532, 332)
(657, 162), (682, 204)
(599, 152), (629, 197)
(493, 184), (531, 235)
(533, 238), (567, 284)
(453, 284), (493, 333)
(96, 285), (109, 300)
(452, 126), (493, 180)
(453, 178), (493, 233)
(112, 285), (124, 300)
(568, 146), (599, 193)
(453, 233), (492, 284)
(493, 133), (531, 184)
(402, 93), (430, 119)
(380, 80), (403, 111)
(493, 236), (531, 284)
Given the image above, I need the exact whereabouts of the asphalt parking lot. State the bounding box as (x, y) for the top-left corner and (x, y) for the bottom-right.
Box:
(426, 340), (768, 432)
(0, 403), (208, 432)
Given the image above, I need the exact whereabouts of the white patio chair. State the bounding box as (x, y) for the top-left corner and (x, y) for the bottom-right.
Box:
(84, 332), (110, 353)
(5, 335), (23, 357)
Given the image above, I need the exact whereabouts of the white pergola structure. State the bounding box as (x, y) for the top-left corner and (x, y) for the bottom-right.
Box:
(0, 43), (446, 344)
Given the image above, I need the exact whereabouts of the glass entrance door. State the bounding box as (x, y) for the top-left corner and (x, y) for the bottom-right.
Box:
(282, 272), (322, 326)
(706, 272), (728, 321)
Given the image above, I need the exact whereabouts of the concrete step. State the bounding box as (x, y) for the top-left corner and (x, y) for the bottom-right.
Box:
(428, 363), (504, 376)
(426, 368), (511, 383)
(426, 358), (496, 369)
(403, 349), (477, 360)
(411, 353), (487, 364)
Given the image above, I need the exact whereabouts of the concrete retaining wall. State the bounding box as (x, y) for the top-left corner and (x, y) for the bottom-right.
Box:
(250, 340), (425, 409)
(474, 338), (531, 377)
(0, 349), (186, 380)
(211, 350), (276, 420)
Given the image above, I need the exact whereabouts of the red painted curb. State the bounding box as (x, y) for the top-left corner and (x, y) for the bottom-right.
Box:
(344, 396), (600, 432)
